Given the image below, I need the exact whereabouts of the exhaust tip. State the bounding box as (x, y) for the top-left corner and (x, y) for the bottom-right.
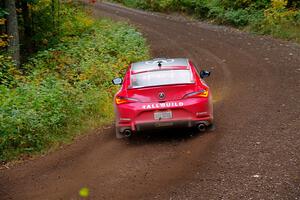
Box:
(197, 123), (206, 132)
(123, 129), (132, 137)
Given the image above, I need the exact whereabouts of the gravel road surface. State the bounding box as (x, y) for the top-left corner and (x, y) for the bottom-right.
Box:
(1, 2), (299, 199)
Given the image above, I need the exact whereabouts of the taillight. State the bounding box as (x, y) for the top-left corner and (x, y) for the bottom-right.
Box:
(115, 96), (139, 105)
(183, 89), (209, 99)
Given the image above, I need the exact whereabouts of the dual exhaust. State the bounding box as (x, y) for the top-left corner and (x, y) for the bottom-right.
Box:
(123, 129), (132, 137)
(197, 123), (207, 132)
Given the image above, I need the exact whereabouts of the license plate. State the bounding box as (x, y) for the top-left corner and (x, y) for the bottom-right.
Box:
(154, 111), (172, 120)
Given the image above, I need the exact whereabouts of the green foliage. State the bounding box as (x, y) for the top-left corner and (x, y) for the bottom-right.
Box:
(0, 8), (8, 18)
(223, 9), (251, 26)
(113, 0), (300, 42)
(190, 0), (211, 18)
(0, 78), (76, 158)
(0, 56), (16, 87)
(222, 0), (257, 9)
(29, 2), (94, 49)
(250, 0), (300, 42)
(0, 8), (149, 161)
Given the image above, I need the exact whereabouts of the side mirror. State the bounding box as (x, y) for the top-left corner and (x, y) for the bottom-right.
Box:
(112, 78), (123, 85)
(200, 70), (211, 79)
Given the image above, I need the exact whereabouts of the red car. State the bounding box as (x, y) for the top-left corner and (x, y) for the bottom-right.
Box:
(112, 58), (213, 138)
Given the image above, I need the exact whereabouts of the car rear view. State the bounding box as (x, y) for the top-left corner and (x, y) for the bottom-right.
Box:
(112, 58), (213, 138)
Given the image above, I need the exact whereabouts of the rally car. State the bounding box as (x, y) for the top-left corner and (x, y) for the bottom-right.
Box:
(112, 58), (213, 138)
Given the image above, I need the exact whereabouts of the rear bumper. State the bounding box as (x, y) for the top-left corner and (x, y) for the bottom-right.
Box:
(136, 119), (212, 131)
(118, 119), (212, 133)
(115, 97), (213, 133)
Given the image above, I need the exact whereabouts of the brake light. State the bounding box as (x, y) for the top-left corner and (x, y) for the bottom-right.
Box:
(115, 96), (139, 105)
(183, 89), (209, 98)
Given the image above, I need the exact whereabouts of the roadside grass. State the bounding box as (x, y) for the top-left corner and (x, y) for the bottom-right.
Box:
(0, 5), (149, 161)
(249, 7), (300, 43)
(111, 0), (300, 43)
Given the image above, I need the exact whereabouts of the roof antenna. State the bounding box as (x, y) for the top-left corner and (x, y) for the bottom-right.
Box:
(157, 61), (162, 67)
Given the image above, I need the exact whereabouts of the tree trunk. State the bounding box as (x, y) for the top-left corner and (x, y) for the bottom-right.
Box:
(51, 0), (55, 30)
(287, 0), (292, 7)
(21, 0), (33, 54)
(5, 0), (20, 67)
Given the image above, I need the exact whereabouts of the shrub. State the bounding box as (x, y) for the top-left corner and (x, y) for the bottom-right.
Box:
(251, 0), (300, 42)
(0, 55), (17, 87)
(206, 0), (225, 21)
(28, 2), (94, 50)
(224, 9), (251, 26)
(0, 78), (76, 159)
(112, 0), (300, 42)
(0, 12), (149, 161)
(221, 0), (254, 9)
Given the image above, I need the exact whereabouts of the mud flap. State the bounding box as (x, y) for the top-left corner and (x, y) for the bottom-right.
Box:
(115, 127), (125, 139)
(207, 123), (216, 132)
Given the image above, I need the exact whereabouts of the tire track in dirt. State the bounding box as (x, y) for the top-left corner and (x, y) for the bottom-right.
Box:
(1, 2), (299, 199)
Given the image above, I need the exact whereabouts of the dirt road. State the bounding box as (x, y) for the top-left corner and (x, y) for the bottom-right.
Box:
(1, 2), (300, 199)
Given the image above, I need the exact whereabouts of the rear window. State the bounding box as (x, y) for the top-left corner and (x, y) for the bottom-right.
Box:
(130, 70), (193, 88)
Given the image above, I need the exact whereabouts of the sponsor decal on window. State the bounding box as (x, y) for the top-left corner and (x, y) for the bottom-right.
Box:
(142, 102), (184, 109)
